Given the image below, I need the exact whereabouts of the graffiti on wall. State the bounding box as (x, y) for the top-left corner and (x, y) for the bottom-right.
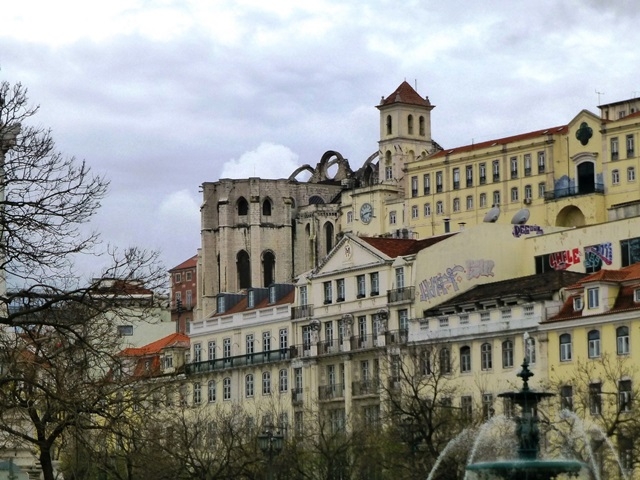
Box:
(512, 225), (544, 238)
(419, 260), (495, 302)
(584, 242), (613, 269)
(548, 248), (581, 271)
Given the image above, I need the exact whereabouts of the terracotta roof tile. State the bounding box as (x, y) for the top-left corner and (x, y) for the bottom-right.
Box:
(360, 233), (456, 258)
(378, 81), (432, 108)
(169, 254), (198, 272)
(121, 332), (190, 357)
(430, 126), (568, 159)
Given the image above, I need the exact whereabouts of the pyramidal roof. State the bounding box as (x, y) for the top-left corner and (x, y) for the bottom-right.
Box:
(378, 81), (432, 108)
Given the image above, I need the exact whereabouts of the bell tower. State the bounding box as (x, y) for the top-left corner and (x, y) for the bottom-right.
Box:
(376, 81), (435, 184)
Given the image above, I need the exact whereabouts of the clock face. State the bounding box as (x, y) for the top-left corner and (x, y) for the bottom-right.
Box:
(360, 203), (373, 224)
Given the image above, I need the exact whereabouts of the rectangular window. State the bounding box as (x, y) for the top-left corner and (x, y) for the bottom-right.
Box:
(479, 193), (487, 208)
(492, 160), (500, 182)
(370, 272), (379, 295)
(117, 325), (133, 336)
(560, 385), (573, 411)
(223, 377), (231, 401)
(461, 396), (473, 421)
(453, 168), (460, 189)
(395, 267), (405, 288)
(223, 338), (231, 358)
(356, 275), (366, 298)
(324, 281), (333, 304)
(493, 191), (500, 206)
(423, 174), (431, 195)
(246, 334), (254, 355)
(186, 271), (192, 281)
(453, 198), (460, 212)
(208, 341), (216, 360)
(436, 171), (443, 192)
(385, 165), (393, 180)
(436, 201), (444, 214)
(466, 165), (473, 187)
(193, 382), (201, 405)
(279, 328), (288, 350)
(262, 372), (271, 395)
(279, 369), (288, 393)
(336, 278), (345, 302)
(538, 182), (546, 198)
(263, 332), (271, 352)
(524, 184), (532, 200)
(628, 167), (636, 181)
(300, 285), (308, 305)
(619, 380), (632, 412)
(479, 163), (486, 184)
(511, 187), (518, 202)
(524, 154), (532, 175)
(208, 381), (216, 403)
(398, 309), (408, 331)
(621, 237), (640, 267)
(611, 137), (619, 160)
(389, 211), (397, 224)
(589, 383), (602, 415)
(613, 169), (620, 184)
(537, 151), (546, 173)
(186, 290), (192, 308)
(194, 343), (202, 363)
(510, 156), (518, 179)
(411, 176), (418, 197)
(466, 196), (473, 210)
(482, 394), (494, 420)
(411, 204), (419, 219)
(627, 134), (635, 158)
(587, 288), (599, 309)
(424, 203), (431, 216)
(175, 273), (182, 283)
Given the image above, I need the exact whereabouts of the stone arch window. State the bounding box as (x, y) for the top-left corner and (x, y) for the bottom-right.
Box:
(407, 114), (414, 135)
(324, 221), (334, 253)
(262, 250), (275, 287)
(262, 198), (272, 216)
(237, 250), (251, 289)
(419, 116), (425, 136)
(386, 115), (392, 135)
(237, 197), (249, 216)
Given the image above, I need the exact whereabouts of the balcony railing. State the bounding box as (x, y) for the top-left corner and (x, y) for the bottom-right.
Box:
(544, 183), (605, 200)
(292, 387), (304, 405)
(388, 286), (415, 303)
(318, 338), (342, 355)
(350, 334), (377, 350)
(318, 383), (345, 401)
(386, 329), (408, 346)
(185, 347), (298, 375)
(352, 379), (380, 397)
(291, 304), (314, 320)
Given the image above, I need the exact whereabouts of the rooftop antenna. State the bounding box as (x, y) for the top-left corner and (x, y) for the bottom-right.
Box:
(595, 89), (605, 104)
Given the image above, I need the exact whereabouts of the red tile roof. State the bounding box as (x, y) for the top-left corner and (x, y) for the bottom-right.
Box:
(121, 332), (189, 357)
(430, 126), (568, 159)
(169, 254), (198, 272)
(378, 81), (432, 108)
(360, 233), (456, 257)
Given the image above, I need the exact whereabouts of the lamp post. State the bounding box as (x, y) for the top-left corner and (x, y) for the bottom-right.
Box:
(257, 425), (284, 480)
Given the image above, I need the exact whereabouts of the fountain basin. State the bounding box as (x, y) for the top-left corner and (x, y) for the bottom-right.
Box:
(466, 458), (587, 479)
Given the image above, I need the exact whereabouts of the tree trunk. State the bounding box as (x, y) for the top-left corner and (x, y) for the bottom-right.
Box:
(39, 445), (55, 480)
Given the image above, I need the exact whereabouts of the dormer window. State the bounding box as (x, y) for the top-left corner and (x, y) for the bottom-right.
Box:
(269, 286), (277, 304)
(248, 290), (255, 309)
(587, 288), (599, 309)
(634, 288), (640, 303)
(217, 296), (226, 313)
(573, 296), (584, 311)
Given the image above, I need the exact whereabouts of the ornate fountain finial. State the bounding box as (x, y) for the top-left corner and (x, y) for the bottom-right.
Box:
(517, 358), (534, 392)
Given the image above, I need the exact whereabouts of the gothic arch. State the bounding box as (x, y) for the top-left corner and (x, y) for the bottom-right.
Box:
(262, 250), (275, 287)
(237, 197), (249, 216)
(324, 221), (334, 254)
(236, 250), (251, 289)
(262, 197), (272, 216)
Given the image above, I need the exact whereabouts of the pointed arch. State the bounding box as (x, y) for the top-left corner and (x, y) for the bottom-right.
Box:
(262, 250), (276, 287)
(237, 197), (249, 216)
(236, 250), (251, 289)
(324, 221), (334, 254)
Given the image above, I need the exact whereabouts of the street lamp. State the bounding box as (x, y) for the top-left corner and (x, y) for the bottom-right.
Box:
(257, 426), (284, 480)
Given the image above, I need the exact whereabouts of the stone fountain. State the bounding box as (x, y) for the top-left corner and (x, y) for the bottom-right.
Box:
(465, 358), (588, 479)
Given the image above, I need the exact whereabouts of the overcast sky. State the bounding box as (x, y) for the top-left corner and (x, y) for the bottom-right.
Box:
(2, 0), (639, 278)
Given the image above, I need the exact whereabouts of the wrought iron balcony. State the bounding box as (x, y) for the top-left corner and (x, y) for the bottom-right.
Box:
(292, 387), (304, 405)
(318, 338), (342, 355)
(352, 379), (380, 397)
(291, 304), (314, 319)
(387, 286), (415, 304)
(318, 383), (345, 401)
(185, 347), (297, 375)
(350, 334), (377, 350)
(385, 329), (408, 345)
(544, 183), (604, 200)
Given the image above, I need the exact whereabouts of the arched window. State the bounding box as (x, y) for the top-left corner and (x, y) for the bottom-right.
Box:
(439, 347), (451, 374)
(245, 374), (254, 398)
(617, 326), (630, 355)
(386, 115), (392, 135)
(560, 333), (572, 362)
(237, 197), (249, 216)
(262, 251), (275, 287)
(419, 116), (425, 136)
(460, 346), (471, 373)
(588, 330), (601, 358)
(324, 222), (334, 253)
(407, 114), (414, 135)
(279, 369), (288, 393)
(481, 343), (492, 370)
(262, 198), (272, 216)
(237, 250), (251, 289)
